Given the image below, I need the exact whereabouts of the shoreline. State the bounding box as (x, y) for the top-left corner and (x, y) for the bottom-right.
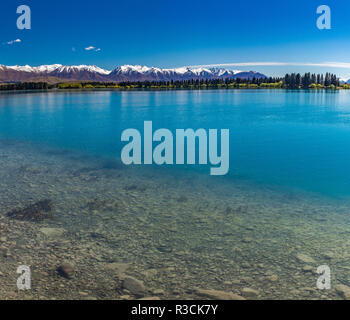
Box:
(0, 86), (347, 94)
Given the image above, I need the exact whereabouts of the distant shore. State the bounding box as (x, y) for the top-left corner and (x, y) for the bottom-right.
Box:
(0, 73), (348, 92)
(0, 80), (349, 92)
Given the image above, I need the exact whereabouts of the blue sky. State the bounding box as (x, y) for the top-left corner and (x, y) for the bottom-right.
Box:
(1, 0), (350, 77)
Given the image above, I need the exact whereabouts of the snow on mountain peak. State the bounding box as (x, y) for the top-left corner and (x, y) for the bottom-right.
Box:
(112, 65), (245, 77)
(35, 64), (63, 73)
(3, 63), (247, 77)
(0, 63), (266, 82)
(4, 64), (110, 75)
(56, 65), (111, 75)
(7, 65), (37, 72)
(118, 65), (152, 73)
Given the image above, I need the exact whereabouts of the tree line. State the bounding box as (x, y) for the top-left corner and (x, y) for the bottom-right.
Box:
(284, 72), (339, 88)
(0, 82), (51, 91)
(0, 73), (344, 91)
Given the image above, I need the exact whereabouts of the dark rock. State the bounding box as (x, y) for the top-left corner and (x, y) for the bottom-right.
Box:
(57, 263), (75, 279)
(6, 199), (54, 222)
(0, 247), (9, 258)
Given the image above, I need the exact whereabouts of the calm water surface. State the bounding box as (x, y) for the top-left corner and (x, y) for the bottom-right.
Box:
(1, 89), (350, 300)
(1, 89), (350, 197)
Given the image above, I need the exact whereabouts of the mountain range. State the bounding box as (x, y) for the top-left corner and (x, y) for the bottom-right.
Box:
(0, 64), (267, 83)
(339, 78), (350, 84)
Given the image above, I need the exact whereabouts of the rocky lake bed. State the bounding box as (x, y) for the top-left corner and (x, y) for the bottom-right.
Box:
(1, 139), (350, 300)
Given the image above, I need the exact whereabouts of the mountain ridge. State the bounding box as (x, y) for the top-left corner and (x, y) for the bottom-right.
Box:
(0, 64), (267, 83)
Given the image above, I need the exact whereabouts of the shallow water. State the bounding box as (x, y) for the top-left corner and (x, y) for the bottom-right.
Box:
(1, 89), (350, 300)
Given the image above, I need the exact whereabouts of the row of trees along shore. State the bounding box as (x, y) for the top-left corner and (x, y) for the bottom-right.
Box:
(0, 73), (349, 91)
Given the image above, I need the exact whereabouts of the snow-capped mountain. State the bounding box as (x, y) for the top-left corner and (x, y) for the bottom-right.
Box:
(0, 64), (266, 83)
(2, 64), (110, 74)
(108, 65), (263, 81)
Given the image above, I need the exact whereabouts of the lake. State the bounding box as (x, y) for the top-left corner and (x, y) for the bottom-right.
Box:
(0, 89), (349, 299)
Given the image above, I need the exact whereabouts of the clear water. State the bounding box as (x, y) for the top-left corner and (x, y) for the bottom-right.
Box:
(1, 89), (350, 300)
(1, 89), (350, 197)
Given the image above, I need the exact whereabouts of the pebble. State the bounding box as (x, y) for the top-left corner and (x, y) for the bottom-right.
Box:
(153, 289), (165, 295)
(194, 289), (245, 300)
(141, 269), (158, 278)
(302, 265), (314, 273)
(40, 227), (66, 238)
(335, 284), (350, 300)
(241, 287), (260, 299)
(105, 262), (130, 277)
(266, 275), (278, 282)
(323, 252), (335, 260)
(296, 253), (316, 264)
(57, 262), (75, 279)
(122, 276), (146, 296)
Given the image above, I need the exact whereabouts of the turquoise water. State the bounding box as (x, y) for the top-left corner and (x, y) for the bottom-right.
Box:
(2, 89), (350, 300)
(1, 89), (350, 197)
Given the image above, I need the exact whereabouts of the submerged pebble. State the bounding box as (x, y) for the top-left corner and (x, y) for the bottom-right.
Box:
(296, 253), (316, 264)
(194, 288), (245, 300)
(335, 285), (350, 300)
(241, 288), (260, 299)
(122, 276), (146, 297)
(57, 263), (75, 279)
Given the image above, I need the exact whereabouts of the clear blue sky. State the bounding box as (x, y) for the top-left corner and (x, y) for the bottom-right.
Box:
(1, 0), (350, 78)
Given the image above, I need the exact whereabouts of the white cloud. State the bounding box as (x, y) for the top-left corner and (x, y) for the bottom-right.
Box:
(85, 46), (101, 52)
(186, 61), (350, 70)
(4, 39), (21, 45)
